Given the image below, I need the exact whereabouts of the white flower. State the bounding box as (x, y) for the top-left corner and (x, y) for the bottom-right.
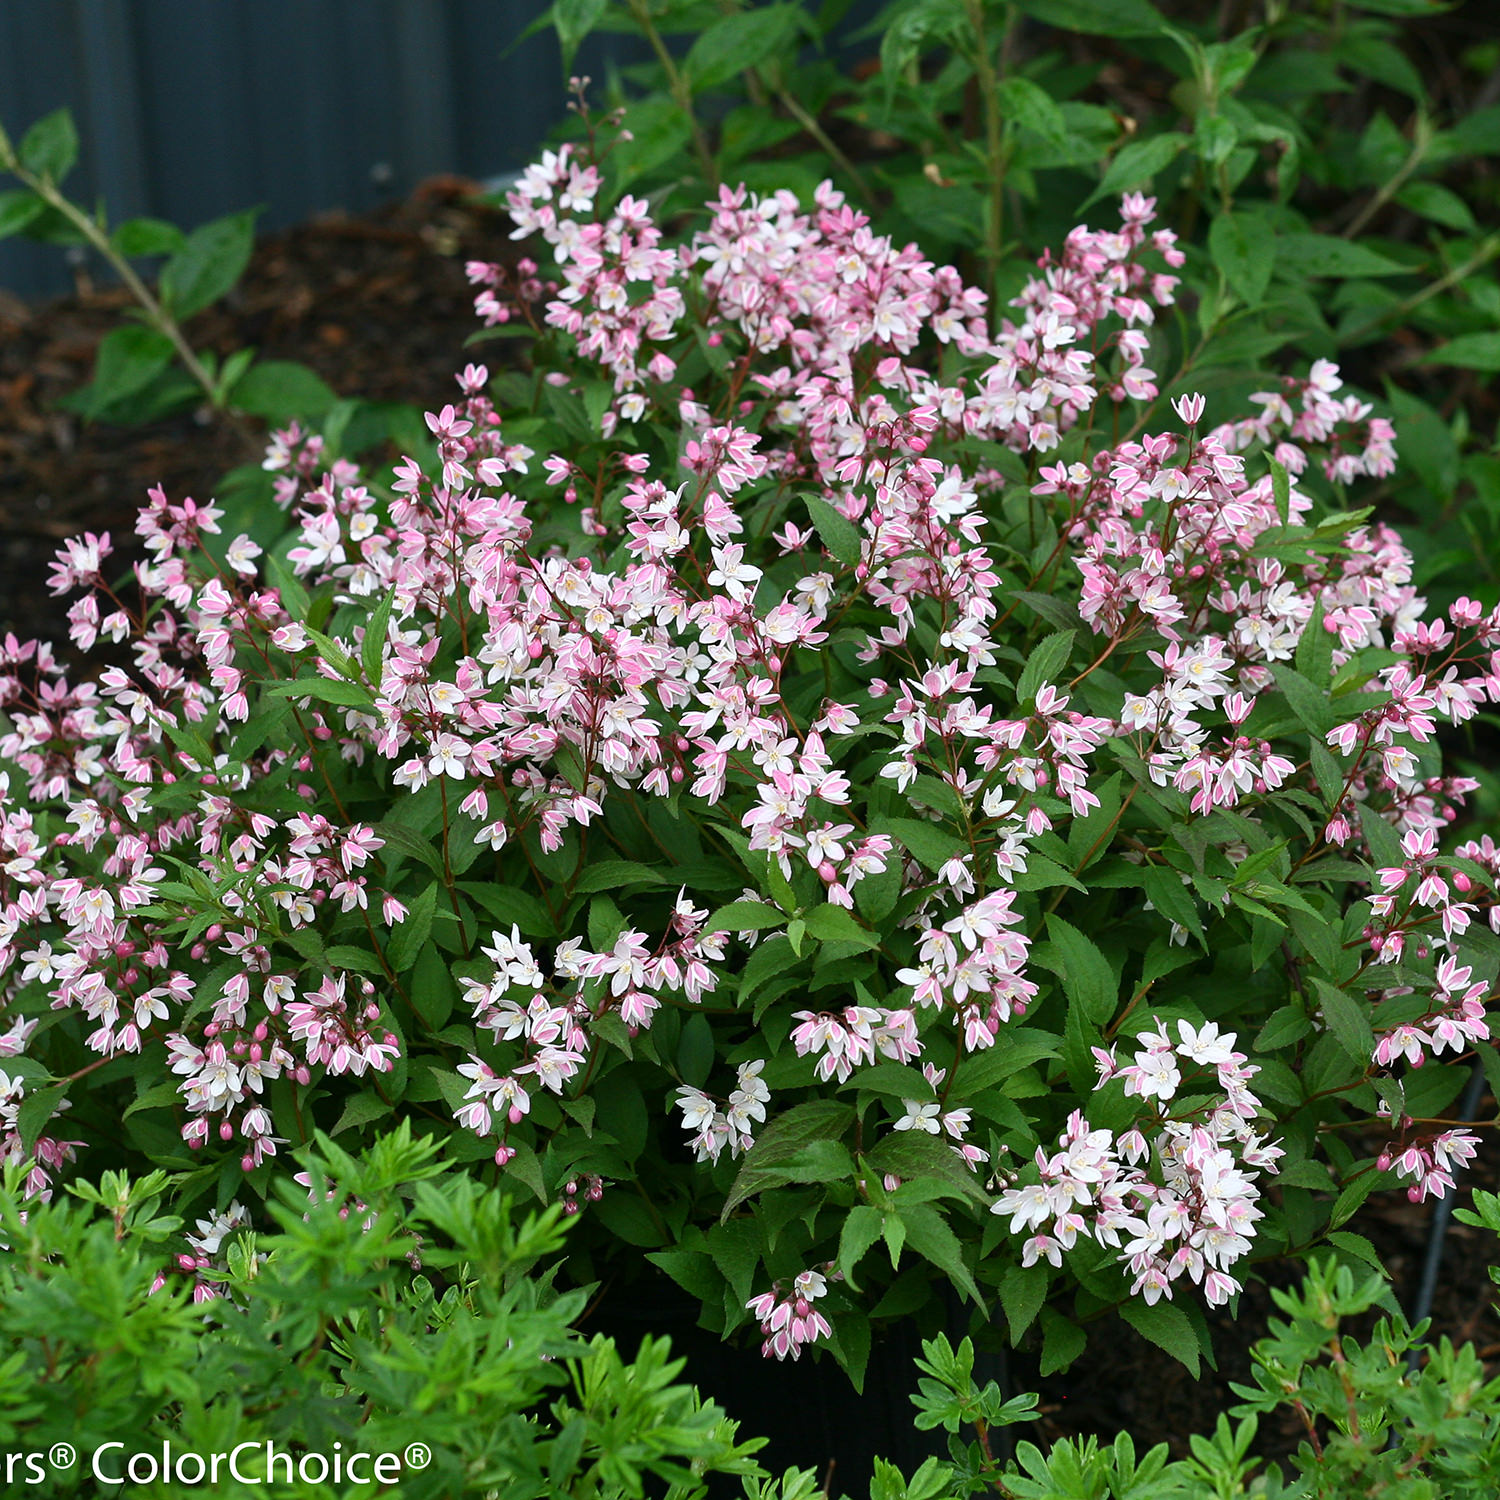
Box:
(894, 1099), (941, 1134)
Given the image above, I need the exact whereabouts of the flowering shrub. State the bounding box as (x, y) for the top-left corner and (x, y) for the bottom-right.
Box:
(3, 102), (1498, 1383)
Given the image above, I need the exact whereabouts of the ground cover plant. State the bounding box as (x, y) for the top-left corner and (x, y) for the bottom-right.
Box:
(3, 0), (1500, 1484)
(8, 1134), (1500, 1496)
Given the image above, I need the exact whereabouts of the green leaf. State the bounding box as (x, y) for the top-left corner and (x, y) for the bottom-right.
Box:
(0, 189), (44, 240)
(1013, 0), (1167, 35)
(1195, 112), (1238, 166)
(324, 945), (385, 975)
(1326, 1230), (1389, 1276)
(265, 675), (375, 708)
(901, 1204), (984, 1305)
(1271, 663), (1336, 736)
(122, 1079), (185, 1121)
(995, 77), (1068, 144)
(1040, 915), (1117, 1024)
(801, 903), (881, 951)
(865, 1131), (986, 1203)
(804, 495), (863, 568)
(722, 1100), (854, 1217)
(686, 5), (800, 90)
(228, 359), (338, 423)
(588, 893), (626, 951)
(848, 1062), (935, 1100)
(361, 587), (397, 685)
(676, 1012), (715, 1088)
(111, 216), (188, 257)
(1085, 132), (1189, 207)
(1331, 1169), (1382, 1229)
(999, 1262), (1048, 1342)
(611, 95), (692, 188)
(703, 900), (787, 937)
(570, 860), (670, 894)
(952, 1030), (1060, 1094)
(458, 881), (555, 938)
(161, 208), (260, 319)
(1295, 597), (1332, 687)
(1014, 629), (1075, 708)
(1140, 865), (1203, 943)
(1394, 181), (1476, 233)
(1273, 233), (1407, 279)
(17, 1082), (68, 1157)
(1039, 1307), (1086, 1376)
(838, 1205), (886, 1288)
(1313, 978), (1375, 1067)
(331, 1091), (393, 1137)
(1422, 333), (1500, 372)
(553, 0), (607, 72)
(82, 325), (176, 417)
(411, 941), (456, 1032)
(1209, 210), (1275, 307)
(1120, 1298), (1201, 1378)
(1383, 384), (1458, 503)
(881, 816), (964, 873)
(1256, 1004), (1311, 1051)
(388, 883), (439, 972)
(19, 108), (78, 181)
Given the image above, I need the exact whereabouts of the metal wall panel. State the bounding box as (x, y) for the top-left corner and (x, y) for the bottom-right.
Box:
(0, 0), (644, 299)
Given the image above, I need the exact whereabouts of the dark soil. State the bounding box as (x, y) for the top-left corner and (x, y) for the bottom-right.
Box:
(3, 177), (1497, 1478)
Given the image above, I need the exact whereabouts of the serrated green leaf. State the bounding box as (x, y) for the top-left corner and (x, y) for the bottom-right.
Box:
(1273, 233), (1407, 279)
(802, 903), (880, 950)
(1120, 1297), (1201, 1377)
(1039, 1306), (1087, 1376)
(704, 900), (787, 937)
(1313, 979), (1374, 1067)
(330, 1091), (393, 1137)
(1015, 629), (1075, 708)
(228, 360), (338, 423)
(805, 495), (863, 568)
(1209, 209), (1275, 307)
(1084, 132), (1189, 207)
(686, 5), (799, 89)
(388, 883), (439, 972)
(19, 108), (78, 181)
(838, 1205), (886, 1288)
(0, 189), (45, 240)
(162, 208), (260, 319)
(1040, 915), (1117, 1024)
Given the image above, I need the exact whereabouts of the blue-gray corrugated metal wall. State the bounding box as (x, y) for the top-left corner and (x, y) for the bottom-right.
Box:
(0, 0), (647, 299)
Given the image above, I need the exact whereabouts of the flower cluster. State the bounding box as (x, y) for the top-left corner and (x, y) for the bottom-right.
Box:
(2, 112), (1497, 1370)
(994, 1021), (1280, 1308)
(675, 1059), (770, 1163)
(746, 1268), (834, 1361)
